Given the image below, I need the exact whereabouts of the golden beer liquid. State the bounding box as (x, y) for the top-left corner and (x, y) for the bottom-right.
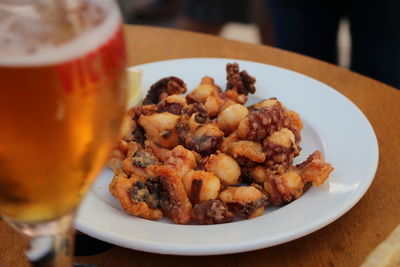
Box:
(0, 25), (126, 222)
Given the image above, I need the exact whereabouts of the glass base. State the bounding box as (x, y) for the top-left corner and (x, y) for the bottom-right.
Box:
(5, 213), (75, 267)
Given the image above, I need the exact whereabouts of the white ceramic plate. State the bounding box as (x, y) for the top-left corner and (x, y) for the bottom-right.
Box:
(75, 58), (378, 255)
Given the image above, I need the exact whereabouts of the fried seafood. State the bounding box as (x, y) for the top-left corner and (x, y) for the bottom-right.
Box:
(237, 105), (290, 142)
(296, 150), (334, 186)
(263, 151), (333, 205)
(176, 113), (224, 155)
(182, 170), (221, 204)
(263, 128), (300, 170)
(217, 103), (249, 135)
(219, 186), (268, 219)
(188, 73), (254, 117)
(192, 200), (234, 225)
(285, 110), (303, 142)
(226, 63), (256, 96)
(187, 77), (230, 117)
(163, 145), (198, 178)
(187, 76), (220, 104)
(157, 94), (187, 115)
(108, 62), (334, 225)
(264, 171), (304, 205)
(242, 165), (276, 184)
(250, 98), (303, 142)
(230, 140), (266, 164)
(109, 170), (163, 220)
(107, 139), (129, 170)
(148, 165), (193, 224)
(220, 132), (266, 164)
(249, 98), (282, 110)
(143, 76), (187, 105)
(203, 152), (241, 186)
(138, 112), (180, 149)
(122, 142), (160, 178)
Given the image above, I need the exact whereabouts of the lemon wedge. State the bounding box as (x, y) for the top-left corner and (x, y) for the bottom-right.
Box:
(126, 66), (143, 108)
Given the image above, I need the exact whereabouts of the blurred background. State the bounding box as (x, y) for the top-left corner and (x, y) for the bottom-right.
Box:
(117, 0), (399, 88)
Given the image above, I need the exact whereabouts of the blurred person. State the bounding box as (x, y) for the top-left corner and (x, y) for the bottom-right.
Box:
(175, 0), (273, 45)
(117, 0), (178, 23)
(267, 0), (400, 88)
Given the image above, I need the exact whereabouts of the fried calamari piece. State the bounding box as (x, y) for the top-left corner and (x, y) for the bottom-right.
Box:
(237, 106), (290, 142)
(143, 76), (187, 105)
(219, 186), (268, 219)
(107, 139), (129, 170)
(187, 76), (249, 116)
(296, 150), (334, 186)
(263, 151), (333, 205)
(182, 170), (221, 204)
(263, 171), (304, 205)
(203, 152), (241, 186)
(157, 94), (187, 115)
(122, 142), (160, 178)
(231, 140), (266, 164)
(217, 103), (249, 135)
(263, 128), (300, 170)
(107, 111), (148, 169)
(186, 76), (221, 104)
(164, 145), (198, 178)
(176, 113), (224, 155)
(285, 110), (303, 142)
(192, 200), (234, 225)
(220, 132), (265, 165)
(182, 103), (209, 123)
(204, 90), (229, 117)
(148, 166), (192, 224)
(109, 170), (163, 220)
(138, 112), (180, 149)
(249, 98), (282, 111)
(226, 63), (256, 96)
(220, 131), (240, 154)
(241, 165), (277, 184)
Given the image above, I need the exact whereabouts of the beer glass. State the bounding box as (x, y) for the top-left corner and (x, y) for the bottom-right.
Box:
(0, 0), (126, 265)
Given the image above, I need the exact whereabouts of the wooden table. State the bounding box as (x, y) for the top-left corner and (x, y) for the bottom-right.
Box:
(1, 25), (400, 267)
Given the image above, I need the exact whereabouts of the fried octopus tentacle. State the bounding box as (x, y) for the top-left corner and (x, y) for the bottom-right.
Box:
(237, 106), (290, 142)
(143, 76), (187, 105)
(226, 63), (256, 95)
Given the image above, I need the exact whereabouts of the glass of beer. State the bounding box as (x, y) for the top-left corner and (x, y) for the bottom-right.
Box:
(0, 0), (126, 265)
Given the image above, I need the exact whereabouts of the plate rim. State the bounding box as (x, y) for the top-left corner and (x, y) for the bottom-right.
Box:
(75, 57), (379, 255)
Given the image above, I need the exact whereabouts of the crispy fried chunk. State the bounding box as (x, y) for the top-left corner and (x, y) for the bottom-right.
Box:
(109, 170), (163, 220)
(226, 63), (256, 95)
(237, 106), (290, 142)
(263, 128), (300, 170)
(148, 166), (192, 224)
(192, 200), (234, 225)
(143, 76), (187, 105)
(219, 186), (268, 219)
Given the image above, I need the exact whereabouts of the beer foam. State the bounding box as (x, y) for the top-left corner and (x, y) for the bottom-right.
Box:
(0, 0), (121, 66)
